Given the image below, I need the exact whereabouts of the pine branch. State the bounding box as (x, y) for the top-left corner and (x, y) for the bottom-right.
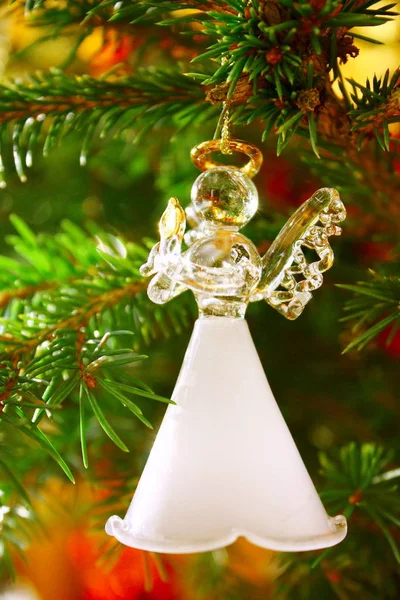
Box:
(3, 0), (396, 164)
(318, 443), (400, 562)
(185, 0), (395, 152)
(337, 271), (400, 353)
(0, 68), (214, 184)
(275, 443), (400, 598)
(9, 0), (205, 25)
(9, 0), (230, 23)
(8, 0), (203, 69)
(0, 215), (196, 578)
(1, 0), (398, 180)
(0, 217), (194, 481)
(348, 69), (400, 149)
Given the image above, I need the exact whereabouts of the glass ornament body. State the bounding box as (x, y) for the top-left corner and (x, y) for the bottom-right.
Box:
(184, 229), (262, 318)
(105, 166), (347, 553)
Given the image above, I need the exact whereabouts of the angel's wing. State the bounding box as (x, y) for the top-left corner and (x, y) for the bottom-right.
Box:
(255, 188), (346, 320)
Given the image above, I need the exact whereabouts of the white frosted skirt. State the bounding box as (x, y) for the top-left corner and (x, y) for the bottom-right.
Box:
(106, 317), (347, 553)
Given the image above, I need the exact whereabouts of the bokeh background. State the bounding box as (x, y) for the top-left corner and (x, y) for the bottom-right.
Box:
(0, 4), (400, 599)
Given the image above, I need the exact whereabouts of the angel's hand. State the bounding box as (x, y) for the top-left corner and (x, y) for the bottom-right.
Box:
(143, 238), (188, 304)
(140, 197), (186, 277)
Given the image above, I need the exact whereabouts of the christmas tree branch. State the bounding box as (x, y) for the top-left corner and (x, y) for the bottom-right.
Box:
(0, 68), (213, 184)
(4, 3), (395, 132)
(318, 443), (400, 564)
(0, 217), (194, 481)
(9, 0), (231, 24)
(0, 214), (196, 578)
(9, 0), (203, 26)
(274, 444), (400, 597)
(0, 1), (397, 184)
(7, 0), (202, 69)
(337, 271), (400, 353)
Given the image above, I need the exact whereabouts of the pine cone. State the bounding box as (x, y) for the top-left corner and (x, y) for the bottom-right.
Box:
(259, 0), (289, 25)
(296, 89), (321, 113)
(206, 75), (253, 105)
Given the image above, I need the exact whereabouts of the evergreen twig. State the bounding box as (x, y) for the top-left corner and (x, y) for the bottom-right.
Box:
(338, 271), (400, 353)
(0, 217), (192, 475)
(0, 68), (214, 184)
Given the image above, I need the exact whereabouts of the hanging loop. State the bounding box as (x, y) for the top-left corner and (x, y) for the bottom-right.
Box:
(190, 139), (263, 179)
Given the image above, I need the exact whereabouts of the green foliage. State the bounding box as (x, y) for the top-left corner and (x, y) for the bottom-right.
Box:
(0, 498), (35, 580)
(0, 68), (214, 184)
(274, 444), (400, 599)
(1, 0), (399, 180)
(349, 69), (400, 150)
(0, 216), (193, 471)
(10, 0), (194, 26)
(140, 0), (396, 155)
(338, 271), (400, 352)
(190, 0), (394, 147)
(0, 439), (41, 580)
(9, 0), (202, 68)
(319, 443), (400, 562)
(0, 215), (197, 575)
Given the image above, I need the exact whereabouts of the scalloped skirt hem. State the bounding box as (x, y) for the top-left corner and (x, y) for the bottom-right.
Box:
(105, 515), (347, 554)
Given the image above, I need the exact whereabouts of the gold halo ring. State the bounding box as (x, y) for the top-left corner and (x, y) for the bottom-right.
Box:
(190, 139), (263, 179)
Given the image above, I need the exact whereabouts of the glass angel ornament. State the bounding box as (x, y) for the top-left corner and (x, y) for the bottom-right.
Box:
(106, 140), (348, 553)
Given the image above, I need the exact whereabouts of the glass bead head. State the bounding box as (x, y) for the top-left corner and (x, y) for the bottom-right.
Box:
(191, 166), (258, 229)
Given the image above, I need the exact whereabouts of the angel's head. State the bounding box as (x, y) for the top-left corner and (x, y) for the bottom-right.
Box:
(190, 166), (258, 229)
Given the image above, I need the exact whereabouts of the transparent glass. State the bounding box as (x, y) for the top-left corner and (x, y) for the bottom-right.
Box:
(106, 167), (347, 553)
(138, 169), (346, 320)
(190, 166), (258, 228)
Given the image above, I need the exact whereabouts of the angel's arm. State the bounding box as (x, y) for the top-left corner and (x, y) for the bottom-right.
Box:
(147, 259), (246, 304)
(147, 271), (188, 304)
(164, 257), (250, 295)
(140, 198), (249, 304)
(254, 188), (346, 320)
(140, 198), (190, 305)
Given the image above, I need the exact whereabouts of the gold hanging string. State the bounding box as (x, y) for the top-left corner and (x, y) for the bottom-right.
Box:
(212, 52), (232, 155)
(213, 100), (231, 150)
(220, 102), (232, 155)
(195, 43), (263, 177)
